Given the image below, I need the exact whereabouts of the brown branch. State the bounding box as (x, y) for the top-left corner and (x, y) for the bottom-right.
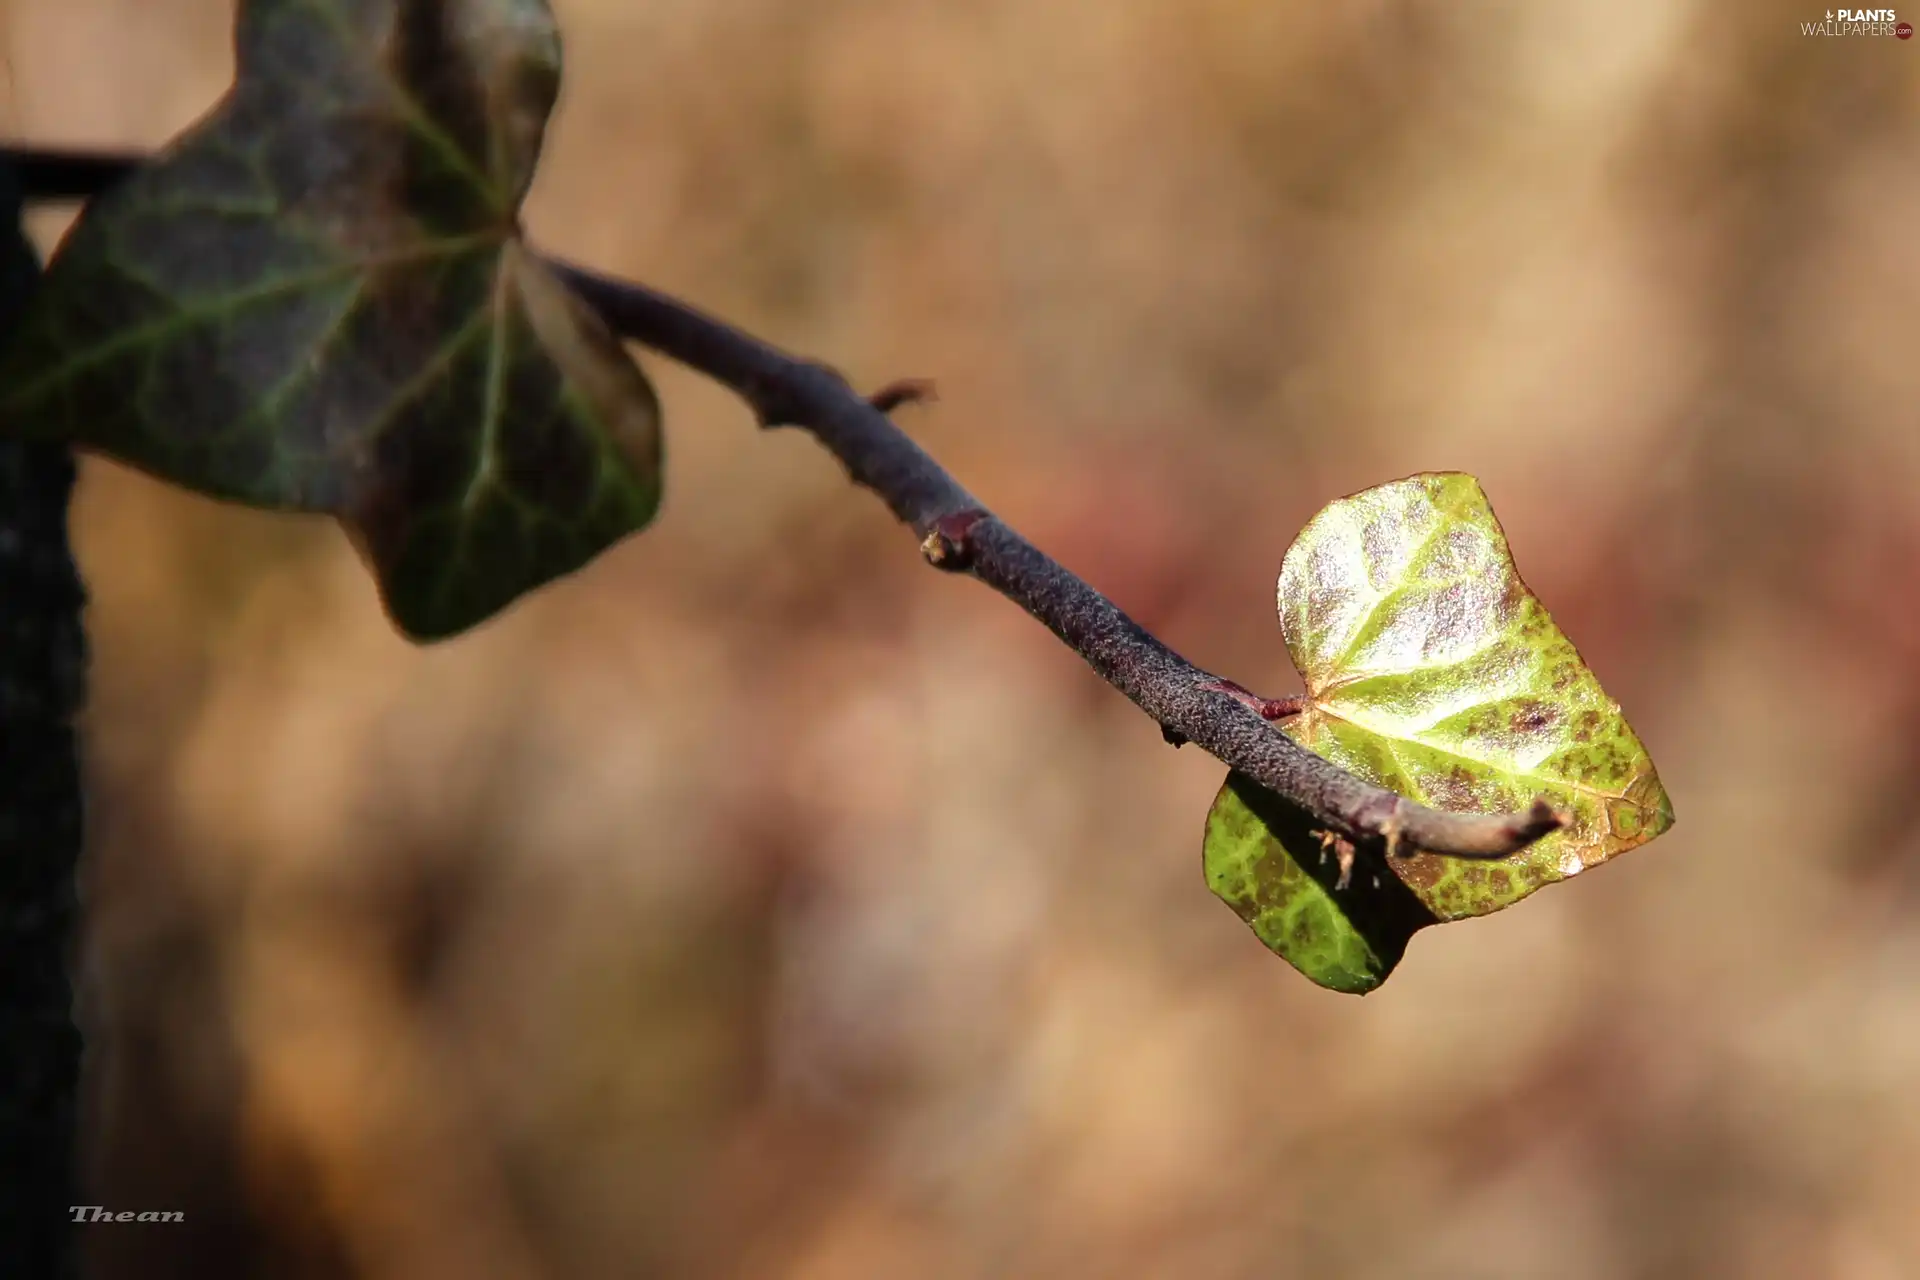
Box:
(550, 261), (1563, 860)
(5, 144), (1564, 861)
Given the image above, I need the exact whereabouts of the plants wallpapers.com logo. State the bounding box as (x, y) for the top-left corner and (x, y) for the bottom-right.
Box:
(1802, 7), (1914, 35)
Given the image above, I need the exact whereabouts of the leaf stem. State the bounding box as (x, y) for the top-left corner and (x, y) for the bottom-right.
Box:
(2, 143), (1564, 861)
(1196, 679), (1306, 722)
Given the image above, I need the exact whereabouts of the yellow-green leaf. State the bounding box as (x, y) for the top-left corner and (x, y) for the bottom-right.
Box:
(1203, 472), (1673, 992)
(0, 0), (662, 641)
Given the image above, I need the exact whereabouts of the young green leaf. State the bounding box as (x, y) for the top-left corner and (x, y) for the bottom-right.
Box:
(1204, 473), (1673, 993)
(0, 0), (662, 641)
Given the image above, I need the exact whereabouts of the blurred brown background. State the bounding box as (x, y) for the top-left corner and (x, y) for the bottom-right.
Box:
(6, 0), (1920, 1276)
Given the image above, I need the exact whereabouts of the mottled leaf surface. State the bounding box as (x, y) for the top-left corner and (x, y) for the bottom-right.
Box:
(1204, 472), (1673, 993)
(1205, 771), (1439, 994)
(0, 0), (662, 640)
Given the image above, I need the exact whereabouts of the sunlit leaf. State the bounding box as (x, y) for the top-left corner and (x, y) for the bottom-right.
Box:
(1203, 472), (1673, 993)
(0, 0), (662, 640)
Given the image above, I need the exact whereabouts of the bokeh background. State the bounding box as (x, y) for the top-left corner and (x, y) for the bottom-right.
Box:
(6, 0), (1920, 1276)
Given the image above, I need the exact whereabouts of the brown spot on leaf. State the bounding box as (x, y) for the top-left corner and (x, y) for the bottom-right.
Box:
(1424, 765), (1480, 809)
(1510, 699), (1556, 735)
(1390, 852), (1443, 891)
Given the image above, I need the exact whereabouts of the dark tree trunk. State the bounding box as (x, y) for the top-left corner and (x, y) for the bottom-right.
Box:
(0, 159), (90, 1278)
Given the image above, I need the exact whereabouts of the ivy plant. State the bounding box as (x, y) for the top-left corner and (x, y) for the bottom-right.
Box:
(1, 0), (1673, 1000)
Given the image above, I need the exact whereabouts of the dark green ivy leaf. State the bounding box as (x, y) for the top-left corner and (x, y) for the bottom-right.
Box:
(0, 0), (663, 640)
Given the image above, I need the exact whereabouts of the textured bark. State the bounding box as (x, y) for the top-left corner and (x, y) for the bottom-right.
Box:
(0, 158), (89, 1277)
